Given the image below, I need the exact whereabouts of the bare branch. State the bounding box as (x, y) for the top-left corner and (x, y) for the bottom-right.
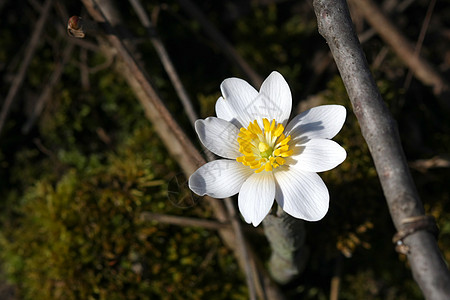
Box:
(348, 0), (449, 108)
(222, 196), (258, 300)
(312, 1), (450, 299)
(79, 48), (90, 90)
(403, 0), (436, 90)
(409, 155), (450, 172)
(329, 255), (343, 300)
(127, 2), (262, 298)
(140, 212), (230, 230)
(22, 43), (75, 134)
(0, 0), (54, 136)
(176, 0), (263, 87)
(128, 0), (198, 126)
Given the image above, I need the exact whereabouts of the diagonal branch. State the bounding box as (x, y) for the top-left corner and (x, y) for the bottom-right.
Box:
(22, 42), (75, 134)
(127, 3), (258, 297)
(128, 0), (198, 126)
(348, 0), (449, 109)
(176, 0), (263, 87)
(403, 0), (436, 91)
(312, 1), (450, 299)
(0, 0), (54, 137)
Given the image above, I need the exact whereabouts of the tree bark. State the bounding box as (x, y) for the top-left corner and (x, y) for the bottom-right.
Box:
(312, 1), (450, 299)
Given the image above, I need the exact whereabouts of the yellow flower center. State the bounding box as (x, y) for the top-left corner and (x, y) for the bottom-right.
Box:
(236, 118), (293, 173)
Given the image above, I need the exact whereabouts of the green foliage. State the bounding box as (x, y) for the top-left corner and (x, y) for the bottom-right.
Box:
(0, 127), (247, 300)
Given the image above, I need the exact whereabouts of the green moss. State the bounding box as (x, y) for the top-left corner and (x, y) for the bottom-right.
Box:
(0, 127), (247, 300)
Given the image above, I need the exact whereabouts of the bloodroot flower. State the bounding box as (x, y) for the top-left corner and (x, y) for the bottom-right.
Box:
(189, 71), (346, 226)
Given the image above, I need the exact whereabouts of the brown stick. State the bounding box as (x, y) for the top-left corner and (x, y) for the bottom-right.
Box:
(128, 0), (198, 127)
(127, 2), (258, 297)
(313, 1), (450, 299)
(140, 212), (230, 230)
(349, 0), (449, 108)
(0, 0), (54, 136)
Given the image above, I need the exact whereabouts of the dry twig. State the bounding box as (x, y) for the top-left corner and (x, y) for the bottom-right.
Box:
(409, 155), (450, 172)
(139, 212), (230, 230)
(403, 0), (436, 91)
(348, 0), (449, 109)
(177, 0), (263, 87)
(22, 43), (75, 134)
(0, 0), (54, 136)
(128, 0), (198, 126)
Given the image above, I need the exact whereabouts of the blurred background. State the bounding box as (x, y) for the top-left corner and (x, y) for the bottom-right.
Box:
(0, 0), (449, 299)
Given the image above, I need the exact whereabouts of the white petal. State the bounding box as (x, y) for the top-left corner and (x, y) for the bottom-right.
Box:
(238, 171), (276, 227)
(215, 97), (242, 128)
(285, 105), (346, 143)
(250, 71), (292, 126)
(289, 139), (347, 172)
(195, 118), (241, 159)
(217, 77), (259, 127)
(274, 167), (329, 221)
(189, 160), (253, 198)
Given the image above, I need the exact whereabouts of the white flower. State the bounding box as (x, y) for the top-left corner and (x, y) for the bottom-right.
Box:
(189, 71), (346, 226)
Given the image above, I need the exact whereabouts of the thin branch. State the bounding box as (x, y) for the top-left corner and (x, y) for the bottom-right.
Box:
(312, 1), (450, 299)
(176, 0), (263, 87)
(81, 0), (204, 174)
(128, 0), (198, 126)
(22, 42), (75, 134)
(329, 255), (343, 300)
(128, 2), (259, 298)
(140, 212), (231, 230)
(127, 2), (258, 297)
(79, 48), (90, 90)
(403, 0), (436, 91)
(0, 0), (54, 137)
(409, 155), (450, 172)
(348, 0), (449, 109)
(222, 196), (258, 300)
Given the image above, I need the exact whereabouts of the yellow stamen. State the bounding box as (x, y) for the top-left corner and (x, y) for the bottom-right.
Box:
(236, 119), (294, 173)
(273, 124), (284, 137)
(258, 142), (270, 152)
(263, 118), (271, 132)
